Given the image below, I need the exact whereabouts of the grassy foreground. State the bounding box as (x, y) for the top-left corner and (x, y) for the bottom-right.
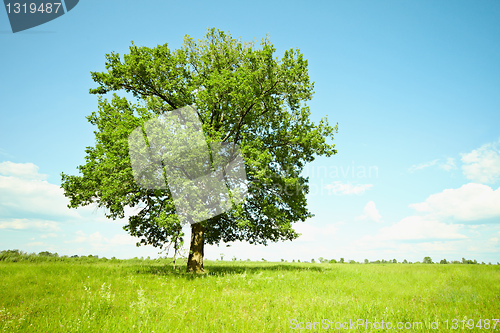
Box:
(0, 259), (499, 332)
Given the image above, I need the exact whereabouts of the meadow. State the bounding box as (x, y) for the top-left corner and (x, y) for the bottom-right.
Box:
(0, 255), (499, 332)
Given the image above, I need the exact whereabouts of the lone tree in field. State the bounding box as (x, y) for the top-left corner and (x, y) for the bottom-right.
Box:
(61, 28), (337, 273)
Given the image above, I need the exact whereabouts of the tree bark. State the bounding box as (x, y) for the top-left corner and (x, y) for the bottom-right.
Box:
(186, 222), (205, 273)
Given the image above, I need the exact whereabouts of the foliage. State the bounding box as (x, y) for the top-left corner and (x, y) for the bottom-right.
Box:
(60, 28), (338, 266)
(38, 251), (58, 257)
(462, 258), (478, 264)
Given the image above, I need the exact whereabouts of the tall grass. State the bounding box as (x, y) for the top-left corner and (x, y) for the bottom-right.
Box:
(0, 258), (499, 332)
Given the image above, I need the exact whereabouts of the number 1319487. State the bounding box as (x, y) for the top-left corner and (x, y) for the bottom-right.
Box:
(5, 2), (62, 14)
(444, 319), (499, 330)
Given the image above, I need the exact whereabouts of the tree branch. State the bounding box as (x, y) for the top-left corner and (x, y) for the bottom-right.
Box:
(221, 101), (255, 143)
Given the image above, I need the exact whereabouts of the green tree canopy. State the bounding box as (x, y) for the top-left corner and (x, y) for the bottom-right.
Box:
(61, 28), (337, 272)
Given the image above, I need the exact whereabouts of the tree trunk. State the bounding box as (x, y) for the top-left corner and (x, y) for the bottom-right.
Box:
(186, 222), (205, 273)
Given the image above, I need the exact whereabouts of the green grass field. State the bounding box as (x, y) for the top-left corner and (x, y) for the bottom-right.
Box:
(1, 258), (499, 332)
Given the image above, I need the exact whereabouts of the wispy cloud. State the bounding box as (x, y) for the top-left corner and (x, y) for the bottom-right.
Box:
(0, 218), (61, 231)
(409, 159), (439, 172)
(25, 241), (45, 247)
(324, 181), (373, 195)
(409, 158), (456, 173)
(0, 148), (13, 158)
(64, 230), (139, 251)
(439, 157), (456, 171)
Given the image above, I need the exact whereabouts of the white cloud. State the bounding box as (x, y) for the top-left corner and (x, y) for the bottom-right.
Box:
(410, 183), (500, 222)
(0, 161), (47, 180)
(324, 181), (373, 195)
(350, 236), (497, 263)
(65, 230), (138, 250)
(109, 233), (140, 245)
(0, 173), (79, 219)
(352, 215), (467, 258)
(68, 230), (88, 243)
(461, 140), (500, 184)
(352, 182), (499, 256)
(369, 215), (466, 241)
(0, 161), (115, 223)
(0, 218), (61, 231)
(354, 182), (498, 254)
(294, 222), (338, 242)
(356, 201), (382, 223)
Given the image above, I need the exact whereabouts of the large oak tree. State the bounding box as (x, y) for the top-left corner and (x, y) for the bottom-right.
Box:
(61, 28), (337, 273)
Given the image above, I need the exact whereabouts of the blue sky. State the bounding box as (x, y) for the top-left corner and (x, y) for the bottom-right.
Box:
(1, 0), (499, 263)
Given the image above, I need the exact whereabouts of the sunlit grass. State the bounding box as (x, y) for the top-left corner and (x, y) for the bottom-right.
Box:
(1, 259), (499, 332)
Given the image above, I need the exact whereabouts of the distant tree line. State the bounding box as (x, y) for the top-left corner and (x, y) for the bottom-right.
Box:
(2, 250), (498, 266)
(0, 249), (166, 263)
(0, 249), (103, 262)
(311, 256), (498, 265)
